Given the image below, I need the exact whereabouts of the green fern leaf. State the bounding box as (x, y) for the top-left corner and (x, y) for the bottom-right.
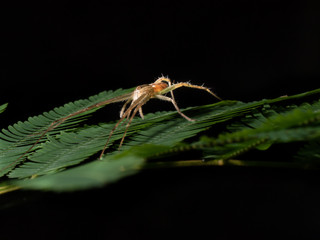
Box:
(9, 98), (288, 179)
(0, 88), (132, 176)
(188, 101), (320, 161)
(15, 144), (172, 191)
(10, 98), (320, 181)
(2, 99), (262, 180)
(0, 103), (8, 115)
(16, 151), (145, 191)
(1, 87), (320, 192)
(7, 101), (235, 178)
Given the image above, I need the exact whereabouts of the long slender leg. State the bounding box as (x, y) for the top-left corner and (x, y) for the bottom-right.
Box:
(99, 94), (150, 159)
(161, 78), (177, 106)
(117, 96), (150, 149)
(121, 98), (144, 119)
(99, 113), (129, 159)
(165, 81), (185, 120)
(120, 99), (132, 118)
(139, 107), (144, 119)
(159, 82), (222, 101)
(155, 95), (195, 121)
(154, 77), (179, 112)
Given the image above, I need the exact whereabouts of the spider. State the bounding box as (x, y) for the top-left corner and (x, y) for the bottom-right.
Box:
(18, 77), (221, 160)
(101, 77), (221, 158)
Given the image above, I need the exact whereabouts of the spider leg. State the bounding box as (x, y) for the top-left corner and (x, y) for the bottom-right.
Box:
(99, 94), (151, 159)
(154, 77), (180, 111)
(118, 96), (150, 149)
(99, 114), (128, 159)
(154, 76), (171, 84)
(120, 99), (132, 118)
(139, 107), (144, 119)
(155, 95), (195, 121)
(121, 97), (145, 119)
(154, 78), (192, 120)
(124, 101), (144, 120)
(129, 100), (144, 119)
(159, 82), (222, 101)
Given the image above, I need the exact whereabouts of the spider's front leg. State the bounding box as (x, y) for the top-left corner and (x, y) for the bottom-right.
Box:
(159, 82), (222, 101)
(154, 79), (221, 122)
(120, 99), (131, 118)
(120, 100), (145, 119)
(155, 95), (195, 121)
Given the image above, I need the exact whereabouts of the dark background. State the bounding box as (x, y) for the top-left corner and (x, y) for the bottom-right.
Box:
(1, 0), (320, 239)
(1, 0), (320, 124)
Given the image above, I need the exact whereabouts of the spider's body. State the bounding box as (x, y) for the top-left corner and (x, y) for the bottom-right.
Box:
(130, 80), (168, 104)
(151, 81), (169, 93)
(110, 77), (221, 158)
(122, 79), (171, 120)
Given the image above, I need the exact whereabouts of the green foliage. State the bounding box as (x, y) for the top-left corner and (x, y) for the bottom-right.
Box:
(0, 103), (8, 115)
(17, 151), (146, 192)
(0, 87), (320, 193)
(0, 89), (132, 176)
(186, 102), (320, 161)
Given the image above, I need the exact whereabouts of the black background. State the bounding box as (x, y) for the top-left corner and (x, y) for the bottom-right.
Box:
(1, 0), (320, 239)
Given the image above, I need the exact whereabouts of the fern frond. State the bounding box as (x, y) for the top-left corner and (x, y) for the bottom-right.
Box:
(0, 88), (132, 176)
(181, 101), (320, 161)
(1, 88), (320, 192)
(10, 97), (320, 181)
(7, 99), (273, 179)
(0, 103), (8, 115)
(8, 101), (238, 178)
(16, 150), (146, 192)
